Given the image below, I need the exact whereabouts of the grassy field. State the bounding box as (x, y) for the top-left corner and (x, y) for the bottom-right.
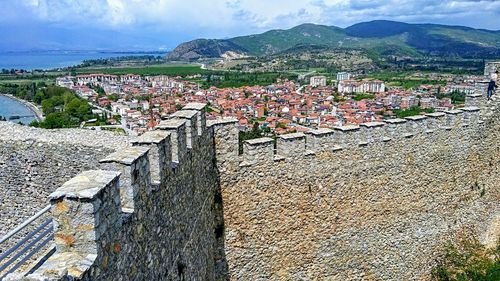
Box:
(0, 78), (55, 85)
(364, 71), (447, 89)
(74, 65), (208, 76)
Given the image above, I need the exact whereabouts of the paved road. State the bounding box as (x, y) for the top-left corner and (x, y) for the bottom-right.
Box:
(297, 85), (305, 95)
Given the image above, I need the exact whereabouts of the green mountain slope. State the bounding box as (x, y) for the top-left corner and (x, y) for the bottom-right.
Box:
(167, 20), (500, 60)
(346, 20), (500, 57)
(229, 24), (346, 56)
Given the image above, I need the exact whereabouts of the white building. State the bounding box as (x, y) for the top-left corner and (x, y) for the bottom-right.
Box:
(338, 80), (385, 94)
(336, 72), (351, 81)
(446, 84), (475, 94)
(310, 76), (327, 87)
(121, 74), (141, 83)
(76, 74), (118, 85)
(56, 76), (74, 88)
(111, 103), (130, 116)
(420, 97), (438, 109)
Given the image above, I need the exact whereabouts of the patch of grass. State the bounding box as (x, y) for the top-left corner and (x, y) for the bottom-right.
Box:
(101, 127), (126, 134)
(432, 235), (500, 281)
(75, 65), (208, 76)
(393, 106), (434, 118)
(353, 93), (375, 101)
(365, 71), (446, 89)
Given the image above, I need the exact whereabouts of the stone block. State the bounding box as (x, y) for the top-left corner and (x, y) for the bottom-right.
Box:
(277, 133), (306, 158)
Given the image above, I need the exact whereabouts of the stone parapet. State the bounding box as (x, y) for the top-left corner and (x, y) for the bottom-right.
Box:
(157, 119), (187, 164)
(10, 170), (123, 281)
(277, 133), (306, 158)
(170, 109), (199, 149)
(425, 112), (446, 132)
(444, 109), (463, 129)
(7, 102), (225, 280)
(49, 170), (121, 254)
(99, 147), (151, 211)
(384, 118), (407, 140)
(307, 128), (335, 153)
(242, 137), (274, 166)
(333, 125), (360, 147)
(131, 131), (171, 186)
(208, 118), (239, 171)
(404, 115), (427, 137)
(210, 107), (487, 167)
(183, 102), (207, 136)
(461, 106), (481, 127)
(360, 122), (385, 144)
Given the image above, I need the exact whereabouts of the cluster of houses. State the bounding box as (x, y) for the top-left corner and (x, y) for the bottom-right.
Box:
(55, 71), (483, 135)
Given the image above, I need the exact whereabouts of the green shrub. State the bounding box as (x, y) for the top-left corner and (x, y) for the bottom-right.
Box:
(393, 106), (434, 118)
(432, 235), (500, 281)
(353, 93), (375, 101)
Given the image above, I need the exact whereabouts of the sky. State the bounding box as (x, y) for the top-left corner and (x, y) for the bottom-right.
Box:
(0, 0), (499, 52)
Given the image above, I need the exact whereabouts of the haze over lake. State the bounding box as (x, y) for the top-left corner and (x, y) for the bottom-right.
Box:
(0, 51), (164, 70)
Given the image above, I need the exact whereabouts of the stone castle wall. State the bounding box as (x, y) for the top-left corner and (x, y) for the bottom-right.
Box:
(4, 104), (227, 281)
(485, 61), (500, 78)
(2, 95), (499, 280)
(0, 124), (130, 235)
(212, 96), (499, 280)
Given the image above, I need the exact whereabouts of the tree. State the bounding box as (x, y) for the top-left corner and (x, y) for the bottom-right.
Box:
(33, 91), (45, 104)
(107, 94), (119, 102)
(39, 113), (71, 129)
(41, 99), (55, 115)
(65, 98), (83, 116)
(77, 102), (91, 118)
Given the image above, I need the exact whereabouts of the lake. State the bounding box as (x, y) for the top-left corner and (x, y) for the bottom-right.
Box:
(0, 51), (165, 70)
(0, 95), (37, 125)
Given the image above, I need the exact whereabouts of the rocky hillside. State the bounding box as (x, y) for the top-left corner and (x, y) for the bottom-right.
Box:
(167, 39), (248, 60)
(168, 20), (500, 60)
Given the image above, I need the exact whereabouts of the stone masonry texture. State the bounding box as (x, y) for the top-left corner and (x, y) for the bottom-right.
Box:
(214, 98), (499, 280)
(2, 104), (227, 281)
(0, 94), (499, 281)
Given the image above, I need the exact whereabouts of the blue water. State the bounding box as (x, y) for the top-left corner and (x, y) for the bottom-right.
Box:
(0, 51), (164, 70)
(0, 95), (37, 125)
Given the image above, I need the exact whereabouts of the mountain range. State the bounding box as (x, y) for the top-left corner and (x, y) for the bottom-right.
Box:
(167, 20), (500, 61)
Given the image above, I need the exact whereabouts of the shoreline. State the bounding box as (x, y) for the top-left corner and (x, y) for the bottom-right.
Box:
(0, 93), (44, 122)
(0, 51), (165, 71)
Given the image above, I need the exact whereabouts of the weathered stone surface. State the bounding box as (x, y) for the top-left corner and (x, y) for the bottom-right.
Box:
(131, 130), (170, 145)
(49, 170), (121, 200)
(1, 95), (499, 281)
(2, 105), (226, 281)
(214, 98), (500, 281)
(99, 147), (150, 165)
(0, 123), (129, 267)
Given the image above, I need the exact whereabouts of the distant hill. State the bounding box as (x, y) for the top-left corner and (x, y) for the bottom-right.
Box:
(166, 39), (248, 61)
(167, 20), (500, 60)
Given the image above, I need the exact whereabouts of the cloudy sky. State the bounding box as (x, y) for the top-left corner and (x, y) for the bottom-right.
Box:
(1, 0), (499, 51)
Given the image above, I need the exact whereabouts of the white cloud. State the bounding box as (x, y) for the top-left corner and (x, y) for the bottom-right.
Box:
(15, 0), (497, 29)
(0, 0), (496, 51)
(5, 0), (499, 43)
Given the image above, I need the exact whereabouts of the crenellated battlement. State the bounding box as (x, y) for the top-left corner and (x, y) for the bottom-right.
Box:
(6, 103), (226, 281)
(4, 89), (498, 281)
(210, 104), (484, 167)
